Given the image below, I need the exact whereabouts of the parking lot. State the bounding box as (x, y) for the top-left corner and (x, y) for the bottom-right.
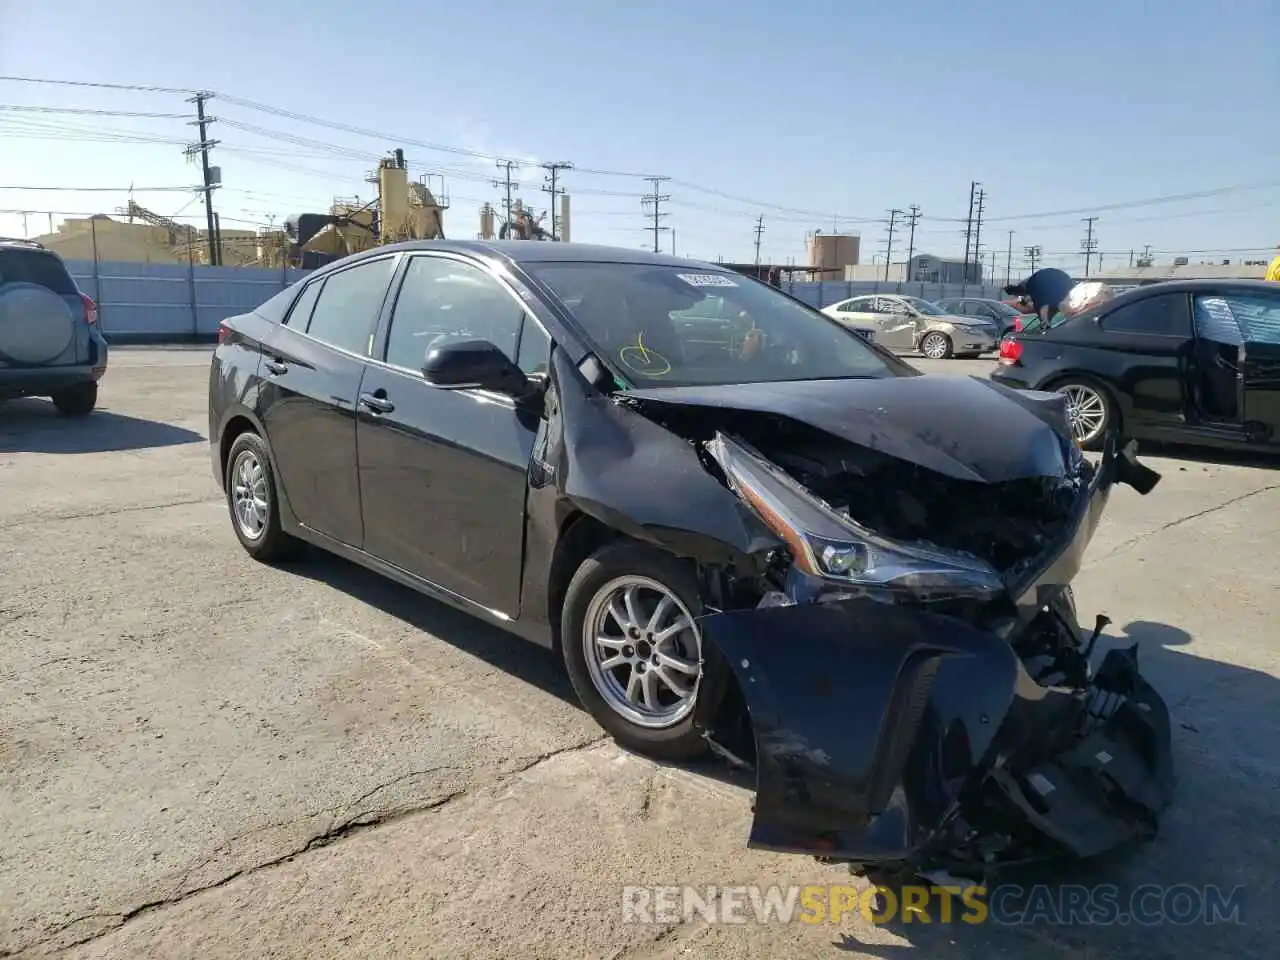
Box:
(2, 349), (1277, 959)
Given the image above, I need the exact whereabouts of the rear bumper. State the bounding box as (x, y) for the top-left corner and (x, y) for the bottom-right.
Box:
(989, 365), (1032, 389)
(0, 333), (109, 399)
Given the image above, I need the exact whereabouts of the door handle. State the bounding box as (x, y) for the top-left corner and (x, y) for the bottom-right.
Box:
(359, 392), (395, 414)
(264, 358), (288, 375)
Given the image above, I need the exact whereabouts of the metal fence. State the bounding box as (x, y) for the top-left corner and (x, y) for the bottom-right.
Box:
(64, 258), (309, 342)
(61, 259), (1010, 343)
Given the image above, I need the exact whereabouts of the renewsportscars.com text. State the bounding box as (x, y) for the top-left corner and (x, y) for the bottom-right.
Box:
(621, 883), (1245, 927)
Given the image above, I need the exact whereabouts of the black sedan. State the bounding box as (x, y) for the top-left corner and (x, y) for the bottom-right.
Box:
(934, 296), (1032, 338)
(992, 278), (1280, 451)
(208, 240), (1170, 881)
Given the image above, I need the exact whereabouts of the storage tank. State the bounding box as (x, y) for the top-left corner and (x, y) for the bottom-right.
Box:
(479, 203), (496, 240)
(807, 231), (861, 271)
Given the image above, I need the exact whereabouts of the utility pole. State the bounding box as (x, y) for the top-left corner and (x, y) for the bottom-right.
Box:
(641, 176), (670, 253)
(1080, 217), (1099, 277)
(882, 208), (902, 282)
(962, 182), (977, 280)
(1005, 230), (1014, 286)
(539, 162), (572, 240)
(1025, 244), (1042, 272)
(903, 205), (921, 280)
(971, 186), (986, 282)
(494, 161), (519, 228)
(185, 91), (220, 266)
(753, 215), (765, 267)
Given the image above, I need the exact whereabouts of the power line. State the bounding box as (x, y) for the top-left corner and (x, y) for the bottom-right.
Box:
(1005, 230), (1014, 286)
(0, 184), (197, 192)
(752, 215), (765, 266)
(1024, 245), (1042, 272)
(641, 177), (670, 253)
(0, 75), (198, 94)
(0, 104), (189, 119)
(962, 182), (977, 279)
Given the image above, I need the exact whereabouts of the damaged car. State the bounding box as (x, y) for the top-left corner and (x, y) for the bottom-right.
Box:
(208, 240), (1174, 882)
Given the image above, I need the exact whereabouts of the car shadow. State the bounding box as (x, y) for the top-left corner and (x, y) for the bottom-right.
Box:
(1134, 438), (1280, 471)
(838, 618), (1276, 959)
(0, 398), (204, 453)
(285, 549), (756, 794)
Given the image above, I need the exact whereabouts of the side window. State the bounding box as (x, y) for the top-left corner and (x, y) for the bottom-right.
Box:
(837, 298), (865, 313)
(880, 298), (908, 315)
(1199, 292), (1280, 345)
(283, 279), (322, 329)
(516, 318), (552, 375)
(1101, 294), (1191, 337)
(385, 256), (524, 370)
(304, 257), (394, 355)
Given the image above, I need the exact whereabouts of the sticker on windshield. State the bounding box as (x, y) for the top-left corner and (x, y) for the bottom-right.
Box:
(676, 273), (739, 288)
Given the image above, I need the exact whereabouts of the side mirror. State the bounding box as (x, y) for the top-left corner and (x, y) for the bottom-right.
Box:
(422, 338), (530, 396)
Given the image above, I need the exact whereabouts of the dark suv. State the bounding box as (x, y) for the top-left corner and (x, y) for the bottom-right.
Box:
(0, 239), (108, 416)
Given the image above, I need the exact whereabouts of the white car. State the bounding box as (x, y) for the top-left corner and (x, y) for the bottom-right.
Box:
(820, 294), (998, 359)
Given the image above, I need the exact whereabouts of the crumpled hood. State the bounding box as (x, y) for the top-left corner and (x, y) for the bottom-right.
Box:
(623, 374), (1074, 484)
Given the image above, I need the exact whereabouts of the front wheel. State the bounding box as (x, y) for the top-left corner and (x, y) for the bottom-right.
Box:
(919, 331), (953, 359)
(561, 542), (712, 761)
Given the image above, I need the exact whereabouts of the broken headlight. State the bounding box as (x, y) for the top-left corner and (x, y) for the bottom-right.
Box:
(707, 433), (1005, 602)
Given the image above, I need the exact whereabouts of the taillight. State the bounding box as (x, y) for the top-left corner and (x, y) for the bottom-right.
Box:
(998, 338), (1023, 365)
(80, 293), (98, 325)
(216, 322), (231, 344)
(1013, 317), (1023, 332)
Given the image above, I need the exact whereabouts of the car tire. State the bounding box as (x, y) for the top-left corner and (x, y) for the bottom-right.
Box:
(919, 332), (953, 359)
(223, 431), (302, 563)
(561, 541), (714, 762)
(51, 383), (97, 417)
(1051, 377), (1115, 451)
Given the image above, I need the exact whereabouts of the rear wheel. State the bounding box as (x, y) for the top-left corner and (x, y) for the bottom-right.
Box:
(223, 431), (302, 563)
(561, 542), (711, 761)
(1054, 378), (1114, 451)
(51, 382), (97, 417)
(919, 331), (953, 359)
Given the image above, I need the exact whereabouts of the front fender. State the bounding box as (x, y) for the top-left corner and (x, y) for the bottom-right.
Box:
(697, 599), (1019, 863)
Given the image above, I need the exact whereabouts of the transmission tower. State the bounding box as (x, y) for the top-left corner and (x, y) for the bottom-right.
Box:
(493, 160), (520, 227)
(903, 205), (921, 279)
(882, 209), (903, 282)
(540, 162), (573, 240)
(1080, 217), (1099, 277)
(641, 176), (670, 253)
(971, 186), (986, 282)
(184, 91), (221, 265)
(1024, 244), (1042, 272)
(753, 215), (765, 266)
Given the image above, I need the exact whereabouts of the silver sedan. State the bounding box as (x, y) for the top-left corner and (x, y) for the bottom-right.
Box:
(820, 294), (998, 359)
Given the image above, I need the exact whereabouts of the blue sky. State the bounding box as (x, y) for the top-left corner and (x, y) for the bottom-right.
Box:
(2, 0), (1277, 273)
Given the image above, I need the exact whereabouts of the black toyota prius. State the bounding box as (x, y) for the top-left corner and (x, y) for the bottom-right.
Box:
(208, 239), (1172, 883)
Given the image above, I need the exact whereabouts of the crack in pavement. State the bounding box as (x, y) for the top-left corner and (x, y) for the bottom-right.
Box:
(0, 496), (221, 532)
(1085, 482), (1280, 568)
(18, 734), (609, 957)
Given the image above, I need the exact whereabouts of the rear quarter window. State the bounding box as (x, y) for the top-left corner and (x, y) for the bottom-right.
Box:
(0, 249), (78, 296)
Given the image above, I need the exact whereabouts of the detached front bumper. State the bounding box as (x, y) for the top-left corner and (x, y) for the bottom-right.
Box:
(694, 438), (1172, 877)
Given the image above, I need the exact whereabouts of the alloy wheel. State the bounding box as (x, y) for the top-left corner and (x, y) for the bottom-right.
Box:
(1060, 384), (1107, 446)
(581, 575), (702, 729)
(921, 333), (950, 359)
(231, 449), (270, 540)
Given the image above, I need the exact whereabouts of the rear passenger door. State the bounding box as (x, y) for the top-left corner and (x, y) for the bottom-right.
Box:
(1094, 293), (1193, 428)
(258, 254), (398, 547)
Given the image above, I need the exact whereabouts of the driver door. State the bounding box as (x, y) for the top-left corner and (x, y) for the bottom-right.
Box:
(876, 297), (918, 351)
(355, 253), (548, 617)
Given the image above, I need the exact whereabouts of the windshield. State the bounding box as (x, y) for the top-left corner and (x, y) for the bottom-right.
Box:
(528, 262), (906, 388)
(899, 296), (947, 316)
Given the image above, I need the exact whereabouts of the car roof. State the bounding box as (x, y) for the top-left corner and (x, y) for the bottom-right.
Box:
(1101, 277), (1276, 309)
(315, 239), (717, 273)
